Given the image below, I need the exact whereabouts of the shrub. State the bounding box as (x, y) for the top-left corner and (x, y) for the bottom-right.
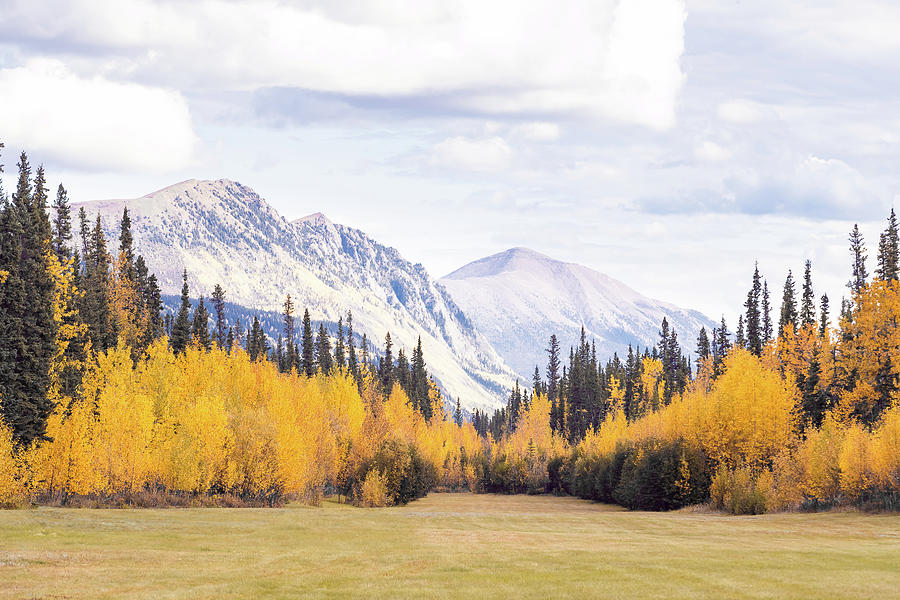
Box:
(710, 467), (768, 514)
(612, 439), (711, 511)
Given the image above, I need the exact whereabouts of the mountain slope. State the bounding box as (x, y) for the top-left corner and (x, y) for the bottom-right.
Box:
(76, 179), (517, 410)
(440, 248), (716, 379)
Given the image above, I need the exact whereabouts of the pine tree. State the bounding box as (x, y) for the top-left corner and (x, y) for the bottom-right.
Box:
(454, 398), (463, 427)
(411, 337), (429, 419)
(315, 323), (333, 374)
(171, 270), (192, 354)
(141, 270), (163, 346)
(82, 215), (114, 350)
(876, 209), (899, 282)
(819, 294), (830, 338)
(742, 264), (762, 355)
(712, 316), (731, 377)
(211, 284), (227, 347)
(192, 295), (211, 351)
(301, 308), (315, 377)
(735, 314), (745, 349)
(118, 206), (134, 282)
(282, 295), (296, 370)
(334, 316), (346, 373)
(51, 184), (72, 262)
(761, 280), (773, 344)
(532, 365), (543, 397)
(800, 259), (815, 327)
(778, 270), (798, 337)
(695, 326), (710, 370)
(546, 334), (561, 404)
(848, 223), (868, 296)
(225, 326), (234, 353)
(346, 311), (358, 381)
(379, 332), (394, 396)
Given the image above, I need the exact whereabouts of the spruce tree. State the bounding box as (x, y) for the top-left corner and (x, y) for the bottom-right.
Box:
(546, 334), (561, 404)
(315, 323), (333, 374)
(51, 184), (72, 262)
(346, 311), (358, 382)
(454, 398), (463, 427)
(118, 206), (134, 281)
(282, 295), (296, 369)
(848, 223), (868, 295)
(819, 294), (830, 338)
(191, 295), (211, 350)
(300, 308), (315, 376)
(143, 271), (164, 346)
(876, 209), (899, 282)
(334, 316), (346, 373)
(211, 284), (227, 347)
(761, 280), (773, 344)
(778, 270), (798, 337)
(800, 259), (815, 327)
(171, 269), (192, 354)
(82, 216), (114, 350)
(744, 263), (762, 355)
(695, 326), (710, 369)
(411, 337), (429, 419)
(379, 332), (394, 396)
(735, 315), (745, 349)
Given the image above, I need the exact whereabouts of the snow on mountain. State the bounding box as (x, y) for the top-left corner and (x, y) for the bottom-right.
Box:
(441, 247), (717, 380)
(75, 179), (517, 410)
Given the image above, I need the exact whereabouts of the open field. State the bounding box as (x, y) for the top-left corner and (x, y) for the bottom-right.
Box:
(1, 493), (898, 599)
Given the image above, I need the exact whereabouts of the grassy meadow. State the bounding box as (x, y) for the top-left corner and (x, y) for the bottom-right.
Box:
(1, 493), (898, 599)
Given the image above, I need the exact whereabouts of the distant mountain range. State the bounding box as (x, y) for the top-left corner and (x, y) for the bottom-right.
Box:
(76, 179), (715, 408)
(75, 179), (517, 410)
(441, 248), (716, 379)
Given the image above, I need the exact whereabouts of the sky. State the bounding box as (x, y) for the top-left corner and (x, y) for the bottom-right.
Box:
(1, 0), (899, 323)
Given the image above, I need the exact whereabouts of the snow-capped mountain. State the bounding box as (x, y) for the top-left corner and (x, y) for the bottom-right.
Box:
(76, 179), (517, 410)
(440, 248), (716, 380)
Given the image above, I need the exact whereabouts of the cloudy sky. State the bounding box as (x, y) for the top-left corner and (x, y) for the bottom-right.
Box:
(1, 0), (899, 323)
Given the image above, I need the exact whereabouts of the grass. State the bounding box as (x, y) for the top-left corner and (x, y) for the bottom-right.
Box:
(1, 493), (898, 599)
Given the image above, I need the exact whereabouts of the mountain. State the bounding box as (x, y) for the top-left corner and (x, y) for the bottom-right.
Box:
(75, 179), (517, 410)
(440, 247), (716, 379)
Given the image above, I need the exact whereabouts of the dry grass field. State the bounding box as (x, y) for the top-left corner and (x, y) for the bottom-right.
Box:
(1, 493), (898, 599)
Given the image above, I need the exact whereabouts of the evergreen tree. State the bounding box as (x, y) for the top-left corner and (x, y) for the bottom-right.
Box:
(191, 295), (211, 350)
(315, 323), (333, 374)
(346, 311), (358, 382)
(454, 398), (463, 427)
(0, 155), (57, 444)
(82, 215), (114, 350)
(546, 334), (561, 403)
(171, 270), (192, 354)
(876, 209), (899, 282)
(800, 350), (827, 430)
(800, 259), (815, 327)
(761, 280), (773, 344)
(819, 293), (830, 338)
(301, 308), (315, 377)
(118, 206), (134, 281)
(532, 365), (544, 397)
(411, 337), (429, 419)
(848, 223), (868, 296)
(712, 317), (731, 377)
(379, 332), (394, 395)
(225, 326), (234, 353)
(735, 315), (745, 349)
(744, 263), (762, 355)
(695, 326), (710, 373)
(778, 270), (798, 337)
(51, 184), (72, 262)
(282, 295), (297, 370)
(334, 316), (346, 373)
(211, 284), (227, 348)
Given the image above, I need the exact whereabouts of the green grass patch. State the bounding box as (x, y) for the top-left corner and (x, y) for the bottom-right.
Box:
(1, 493), (898, 599)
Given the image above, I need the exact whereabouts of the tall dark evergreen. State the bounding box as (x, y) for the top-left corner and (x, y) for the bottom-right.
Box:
(334, 316), (346, 373)
(171, 269), (192, 354)
(454, 398), (463, 427)
(712, 316), (731, 377)
(876, 209), (899, 282)
(818, 294), (830, 338)
(346, 311), (359, 382)
(301, 308), (315, 377)
(800, 260), (815, 327)
(546, 334), (561, 431)
(761, 280), (773, 344)
(192, 295), (211, 350)
(82, 216), (114, 350)
(848, 223), (868, 296)
(247, 316), (267, 361)
(735, 315), (745, 349)
(51, 184), (72, 262)
(211, 284), (227, 348)
(778, 270), (798, 337)
(0, 155), (57, 444)
(744, 263), (762, 355)
(118, 206), (134, 281)
(379, 332), (394, 395)
(281, 295), (297, 371)
(695, 327), (710, 374)
(411, 337), (430, 419)
(142, 269), (164, 347)
(315, 323), (333, 374)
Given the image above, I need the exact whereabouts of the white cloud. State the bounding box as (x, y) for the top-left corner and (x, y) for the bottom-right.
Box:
(510, 122), (560, 142)
(0, 59), (197, 172)
(717, 100), (767, 124)
(431, 136), (512, 172)
(1, 0), (687, 129)
(694, 141), (731, 162)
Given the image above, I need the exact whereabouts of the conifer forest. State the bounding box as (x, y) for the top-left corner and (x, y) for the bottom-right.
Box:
(1, 146), (899, 517)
